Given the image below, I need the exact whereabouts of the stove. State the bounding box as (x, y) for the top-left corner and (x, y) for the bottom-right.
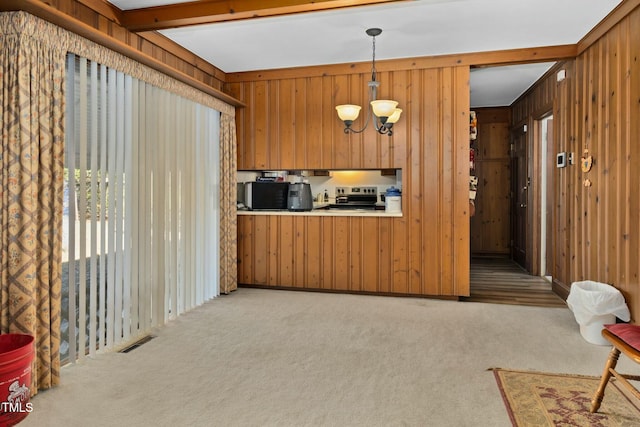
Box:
(330, 186), (380, 210)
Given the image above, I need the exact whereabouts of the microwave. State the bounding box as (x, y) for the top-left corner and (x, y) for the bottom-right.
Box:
(244, 182), (290, 210)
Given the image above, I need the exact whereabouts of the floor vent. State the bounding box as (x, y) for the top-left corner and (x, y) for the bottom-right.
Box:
(119, 335), (156, 353)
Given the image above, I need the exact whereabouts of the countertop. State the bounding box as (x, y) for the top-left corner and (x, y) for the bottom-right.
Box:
(237, 203), (402, 217)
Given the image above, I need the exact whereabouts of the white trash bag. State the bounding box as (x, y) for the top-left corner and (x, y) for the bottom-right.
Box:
(567, 281), (630, 345)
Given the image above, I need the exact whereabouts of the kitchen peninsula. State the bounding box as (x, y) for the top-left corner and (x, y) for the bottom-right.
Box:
(228, 63), (470, 300)
(237, 168), (412, 293)
(237, 160), (468, 297)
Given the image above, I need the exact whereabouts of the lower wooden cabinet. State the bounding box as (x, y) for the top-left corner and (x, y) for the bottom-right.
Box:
(237, 214), (469, 297)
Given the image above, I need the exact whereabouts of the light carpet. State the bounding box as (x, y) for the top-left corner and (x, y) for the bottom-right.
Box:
(492, 368), (640, 426)
(21, 288), (629, 426)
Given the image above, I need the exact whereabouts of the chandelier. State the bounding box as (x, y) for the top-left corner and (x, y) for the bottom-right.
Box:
(335, 28), (402, 136)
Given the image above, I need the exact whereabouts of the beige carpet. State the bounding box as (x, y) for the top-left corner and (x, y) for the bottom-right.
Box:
(21, 288), (629, 427)
(493, 369), (640, 426)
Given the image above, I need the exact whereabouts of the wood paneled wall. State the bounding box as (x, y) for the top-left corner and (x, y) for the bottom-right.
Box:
(27, 0), (226, 90)
(228, 66), (471, 297)
(512, 5), (640, 321)
(470, 107), (512, 255)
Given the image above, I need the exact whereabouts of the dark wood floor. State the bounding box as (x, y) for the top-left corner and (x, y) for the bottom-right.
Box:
(462, 257), (567, 308)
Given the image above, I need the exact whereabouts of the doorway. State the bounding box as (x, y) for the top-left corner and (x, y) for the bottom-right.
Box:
(467, 109), (563, 307)
(538, 115), (554, 281)
(469, 108), (511, 256)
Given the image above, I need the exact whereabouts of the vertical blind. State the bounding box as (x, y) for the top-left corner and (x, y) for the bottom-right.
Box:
(63, 54), (221, 363)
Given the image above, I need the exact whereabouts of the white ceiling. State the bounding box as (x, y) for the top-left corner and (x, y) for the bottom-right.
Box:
(108, 0), (622, 107)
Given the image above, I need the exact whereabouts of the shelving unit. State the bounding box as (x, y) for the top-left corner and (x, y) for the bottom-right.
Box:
(469, 111), (478, 216)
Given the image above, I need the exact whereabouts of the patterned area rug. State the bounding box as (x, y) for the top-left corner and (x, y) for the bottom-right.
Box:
(492, 368), (640, 426)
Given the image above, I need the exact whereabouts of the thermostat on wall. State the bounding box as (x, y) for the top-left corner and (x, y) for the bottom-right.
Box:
(557, 152), (567, 168)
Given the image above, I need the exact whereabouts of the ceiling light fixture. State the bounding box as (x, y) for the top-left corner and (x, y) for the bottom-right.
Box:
(335, 28), (402, 136)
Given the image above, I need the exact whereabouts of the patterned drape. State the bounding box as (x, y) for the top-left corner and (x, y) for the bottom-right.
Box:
(220, 113), (238, 294)
(0, 13), (64, 392)
(1, 11), (239, 391)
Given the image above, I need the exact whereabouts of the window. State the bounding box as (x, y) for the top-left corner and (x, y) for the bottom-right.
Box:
(63, 54), (221, 363)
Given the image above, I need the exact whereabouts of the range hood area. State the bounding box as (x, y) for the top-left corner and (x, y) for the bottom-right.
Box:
(237, 169), (402, 208)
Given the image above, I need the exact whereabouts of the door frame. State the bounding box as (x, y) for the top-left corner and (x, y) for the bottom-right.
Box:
(513, 108), (554, 277)
(536, 114), (554, 280)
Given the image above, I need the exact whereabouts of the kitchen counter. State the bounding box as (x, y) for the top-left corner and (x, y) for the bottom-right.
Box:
(237, 203), (402, 217)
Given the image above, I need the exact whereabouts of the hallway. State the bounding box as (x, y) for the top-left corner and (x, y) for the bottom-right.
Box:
(462, 257), (567, 308)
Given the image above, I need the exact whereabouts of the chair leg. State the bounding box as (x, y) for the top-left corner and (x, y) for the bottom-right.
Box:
(591, 347), (621, 413)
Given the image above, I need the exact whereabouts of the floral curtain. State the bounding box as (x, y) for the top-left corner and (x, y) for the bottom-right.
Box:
(0, 13), (65, 392)
(220, 113), (238, 294)
(1, 11), (239, 391)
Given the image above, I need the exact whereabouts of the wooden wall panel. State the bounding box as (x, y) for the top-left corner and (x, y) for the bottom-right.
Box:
(253, 81), (269, 169)
(350, 218), (363, 292)
(306, 217), (322, 288)
(603, 23), (621, 290)
(361, 218), (380, 293)
(253, 216), (269, 285)
(628, 10), (640, 320)
(279, 216), (294, 287)
(237, 215), (252, 284)
(470, 108), (512, 255)
(232, 66), (470, 297)
(512, 5), (640, 321)
(293, 217), (306, 288)
(278, 79), (294, 168)
(268, 217), (281, 284)
(471, 159), (511, 253)
(36, 0), (226, 91)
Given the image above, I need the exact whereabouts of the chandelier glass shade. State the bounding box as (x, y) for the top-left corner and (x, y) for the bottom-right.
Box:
(335, 28), (402, 136)
(335, 104), (361, 123)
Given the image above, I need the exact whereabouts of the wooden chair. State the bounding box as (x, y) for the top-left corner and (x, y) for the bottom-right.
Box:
(590, 323), (640, 413)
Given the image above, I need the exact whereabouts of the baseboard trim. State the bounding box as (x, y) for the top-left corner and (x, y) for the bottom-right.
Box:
(552, 279), (570, 301)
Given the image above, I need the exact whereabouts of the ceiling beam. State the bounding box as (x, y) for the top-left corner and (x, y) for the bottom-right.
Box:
(121, 0), (409, 32)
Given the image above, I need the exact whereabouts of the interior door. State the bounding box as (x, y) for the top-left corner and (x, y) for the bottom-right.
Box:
(512, 127), (528, 268)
